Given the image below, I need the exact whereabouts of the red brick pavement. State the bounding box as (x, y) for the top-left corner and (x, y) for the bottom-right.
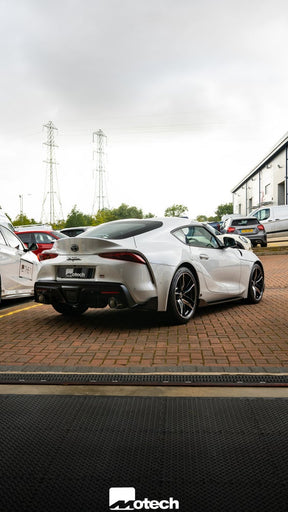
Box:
(0, 254), (288, 370)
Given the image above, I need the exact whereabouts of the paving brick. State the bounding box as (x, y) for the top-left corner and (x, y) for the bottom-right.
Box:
(0, 254), (288, 370)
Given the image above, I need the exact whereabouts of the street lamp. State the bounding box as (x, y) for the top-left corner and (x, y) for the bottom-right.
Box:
(19, 194), (32, 217)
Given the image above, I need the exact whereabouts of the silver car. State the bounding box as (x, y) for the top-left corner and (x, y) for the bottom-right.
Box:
(0, 225), (39, 301)
(223, 217), (267, 247)
(35, 218), (265, 324)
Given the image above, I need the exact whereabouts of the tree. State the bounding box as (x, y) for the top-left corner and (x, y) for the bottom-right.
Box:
(111, 203), (144, 219)
(65, 206), (94, 228)
(196, 215), (208, 222)
(164, 204), (188, 217)
(13, 214), (37, 226)
(214, 203), (233, 220)
(196, 202), (233, 222)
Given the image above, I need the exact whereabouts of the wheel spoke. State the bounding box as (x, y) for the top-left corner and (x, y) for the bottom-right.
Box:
(251, 267), (264, 300)
(175, 273), (196, 318)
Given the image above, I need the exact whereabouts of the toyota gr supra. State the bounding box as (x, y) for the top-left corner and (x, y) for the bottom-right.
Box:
(34, 218), (265, 324)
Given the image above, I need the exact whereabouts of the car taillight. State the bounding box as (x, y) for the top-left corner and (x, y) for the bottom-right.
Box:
(257, 224), (265, 230)
(39, 252), (58, 261)
(227, 227), (235, 233)
(99, 252), (146, 264)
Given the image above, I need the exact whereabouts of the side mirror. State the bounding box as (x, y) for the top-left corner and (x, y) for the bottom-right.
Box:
(223, 236), (237, 248)
(27, 242), (38, 251)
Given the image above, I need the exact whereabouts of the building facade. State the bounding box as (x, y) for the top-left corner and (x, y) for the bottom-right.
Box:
(232, 132), (288, 215)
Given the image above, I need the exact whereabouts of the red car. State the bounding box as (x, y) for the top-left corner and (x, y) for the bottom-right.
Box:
(15, 227), (68, 259)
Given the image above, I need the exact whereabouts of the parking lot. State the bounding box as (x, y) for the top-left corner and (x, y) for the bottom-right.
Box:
(0, 253), (288, 373)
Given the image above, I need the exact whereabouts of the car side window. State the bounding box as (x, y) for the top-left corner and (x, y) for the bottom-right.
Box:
(2, 227), (24, 249)
(186, 226), (220, 248)
(173, 226), (220, 248)
(35, 233), (55, 243)
(0, 230), (7, 245)
(253, 208), (270, 221)
(17, 233), (33, 245)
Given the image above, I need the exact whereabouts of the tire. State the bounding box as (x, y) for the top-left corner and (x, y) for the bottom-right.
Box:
(261, 242), (267, 247)
(52, 302), (88, 316)
(167, 267), (198, 324)
(247, 263), (264, 304)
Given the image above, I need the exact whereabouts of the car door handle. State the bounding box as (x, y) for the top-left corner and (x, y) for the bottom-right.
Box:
(200, 254), (209, 260)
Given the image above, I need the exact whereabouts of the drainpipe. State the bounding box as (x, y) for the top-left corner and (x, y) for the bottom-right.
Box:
(245, 182), (248, 215)
(286, 144), (288, 205)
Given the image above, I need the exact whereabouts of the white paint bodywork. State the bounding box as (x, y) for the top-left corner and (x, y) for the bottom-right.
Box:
(36, 217), (262, 312)
(0, 226), (39, 300)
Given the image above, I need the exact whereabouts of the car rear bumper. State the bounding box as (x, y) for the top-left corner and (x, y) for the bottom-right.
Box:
(236, 232), (267, 246)
(34, 280), (158, 310)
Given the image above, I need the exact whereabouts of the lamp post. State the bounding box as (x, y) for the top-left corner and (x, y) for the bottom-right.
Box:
(19, 194), (32, 217)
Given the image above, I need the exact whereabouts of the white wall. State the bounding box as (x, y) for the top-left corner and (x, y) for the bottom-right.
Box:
(233, 149), (286, 214)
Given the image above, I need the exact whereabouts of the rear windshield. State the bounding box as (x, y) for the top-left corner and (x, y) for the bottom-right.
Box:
(52, 230), (68, 238)
(232, 218), (258, 226)
(79, 220), (163, 240)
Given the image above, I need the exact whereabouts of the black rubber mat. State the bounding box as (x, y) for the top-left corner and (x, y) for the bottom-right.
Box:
(0, 395), (288, 511)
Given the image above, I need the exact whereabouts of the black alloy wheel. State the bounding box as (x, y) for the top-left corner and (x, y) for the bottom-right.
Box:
(168, 267), (198, 324)
(247, 263), (265, 303)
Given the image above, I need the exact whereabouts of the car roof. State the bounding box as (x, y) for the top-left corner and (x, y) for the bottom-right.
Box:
(61, 226), (92, 231)
(15, 228), (61, 233)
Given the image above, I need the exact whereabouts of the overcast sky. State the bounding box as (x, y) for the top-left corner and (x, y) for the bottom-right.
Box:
(1, 0), (288, 222)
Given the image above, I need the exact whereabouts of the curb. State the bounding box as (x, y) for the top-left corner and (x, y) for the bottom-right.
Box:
(253, 246), (288, 256)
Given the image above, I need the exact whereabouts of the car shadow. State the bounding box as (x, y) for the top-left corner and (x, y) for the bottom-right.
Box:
(49, 300), (245, 330)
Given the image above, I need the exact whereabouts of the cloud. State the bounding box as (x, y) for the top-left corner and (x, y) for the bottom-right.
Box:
(1, 0), (288, 220)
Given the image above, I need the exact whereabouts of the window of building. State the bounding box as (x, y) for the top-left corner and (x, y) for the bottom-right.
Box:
(265, 183), (271, 196)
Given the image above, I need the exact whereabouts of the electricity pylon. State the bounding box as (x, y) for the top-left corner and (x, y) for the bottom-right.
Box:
(92, 129), (109, 214)
(41, 121), (64, 224)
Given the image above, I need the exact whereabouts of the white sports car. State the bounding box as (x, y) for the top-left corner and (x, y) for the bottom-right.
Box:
(204, 224), (252, 251)
(35, 218), (265, 324)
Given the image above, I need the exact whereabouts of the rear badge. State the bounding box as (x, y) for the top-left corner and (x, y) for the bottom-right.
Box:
(70, 244), (79, 252)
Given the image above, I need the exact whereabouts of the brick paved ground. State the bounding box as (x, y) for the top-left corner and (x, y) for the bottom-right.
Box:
(0, 254), (288, 371)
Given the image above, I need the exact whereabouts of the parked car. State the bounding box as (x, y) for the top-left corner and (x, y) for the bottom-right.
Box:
(15, 227), (68, 259)
(35, 217), (264, 324)
(207, 221), (222, 232)
(222, 217), (267, 247)
(0, 225), (39, 301)
(205, 224), (252, 251)
(60, 226), (93, 237)
(249, 205), (288, 238)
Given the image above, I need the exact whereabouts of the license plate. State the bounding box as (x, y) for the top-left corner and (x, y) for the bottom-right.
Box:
(241, 229), (253, 233)
(19, 259), (33, 280)
(58, 267), (95, 279)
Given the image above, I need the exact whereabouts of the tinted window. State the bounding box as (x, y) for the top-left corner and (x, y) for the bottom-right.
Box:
(232, 218), (258, 226)
(79, 221), (163, 240)
(17, 233), (33, 245)
(173, 225), (220, 248)
(61, 229), (85, 237)
(52, 231), (67, 239)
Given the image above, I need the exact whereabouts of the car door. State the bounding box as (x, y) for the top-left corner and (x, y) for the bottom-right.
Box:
(185, 226), (242, 300)
(0, 227), (36, 297)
